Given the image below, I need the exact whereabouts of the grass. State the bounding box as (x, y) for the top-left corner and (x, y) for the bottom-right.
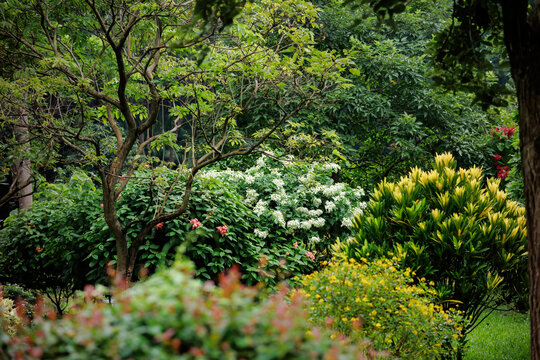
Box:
(465, 310), (530, 360)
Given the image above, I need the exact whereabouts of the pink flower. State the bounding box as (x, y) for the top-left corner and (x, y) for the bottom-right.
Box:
(155, 222), (164, 230)
(217, 225), (228, 237)
(190, 218), (202, 229)
(305, 251), (315, 261)
(100, 203), (104, 208)
(293, 242), (299, 248)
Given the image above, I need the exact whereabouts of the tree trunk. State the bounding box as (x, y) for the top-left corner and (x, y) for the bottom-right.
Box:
(14, 109), (32, 211)
(500, 3), (540, 357)
(517, 74), (540, 360)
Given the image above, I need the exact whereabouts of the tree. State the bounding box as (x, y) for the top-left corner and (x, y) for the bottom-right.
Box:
(348, 0), (540, 357)
(0, 0), (350, 278)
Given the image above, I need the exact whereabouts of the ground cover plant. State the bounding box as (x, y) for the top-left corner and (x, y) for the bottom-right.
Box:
(0, 256), (385, 360)
(338, 153), (528, 343)
(299, 257), (464, 359)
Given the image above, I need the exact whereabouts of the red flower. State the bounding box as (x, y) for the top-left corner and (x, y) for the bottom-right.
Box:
(190, 218), (202, 229)
(502, 126), (515, 138)
(490, 154), (502, 162)
(217, 225), (228, 237)
(155, 222), (164, 230)
(497, 166), (510, 179)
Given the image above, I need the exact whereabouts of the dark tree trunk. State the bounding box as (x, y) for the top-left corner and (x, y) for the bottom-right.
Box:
(501, 1), (540, 358)
(517, 73), (540, 360)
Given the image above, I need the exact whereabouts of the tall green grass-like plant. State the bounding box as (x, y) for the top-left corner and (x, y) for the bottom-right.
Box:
(338, 153), (528, 337)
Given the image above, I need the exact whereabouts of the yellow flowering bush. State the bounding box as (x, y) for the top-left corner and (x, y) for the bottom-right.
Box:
(299, 257), (464, 360)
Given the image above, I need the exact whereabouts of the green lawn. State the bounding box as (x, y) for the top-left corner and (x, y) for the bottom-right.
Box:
(465, 310), (530, 360)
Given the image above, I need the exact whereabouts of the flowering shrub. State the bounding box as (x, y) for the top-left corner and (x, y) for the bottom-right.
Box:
(200, 155), (366, 256)
(1, 258), (384, 359)
(486, 124), (518, 180)
(338, 153), (528, 333)
(0, 156), (365, 289)
(0, 167), (316, 289)
(299, 257), (464, 359)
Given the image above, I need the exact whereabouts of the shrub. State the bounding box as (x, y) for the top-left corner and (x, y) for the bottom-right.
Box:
(0, 296), (20, 337)
(0, 171), (103, 314)
(0, 155), (364, 288)
(338, 153), (528, 333)
(299, 257), (464, 360)
(1, 257), (385, 359)
(200, 155), (366, 255)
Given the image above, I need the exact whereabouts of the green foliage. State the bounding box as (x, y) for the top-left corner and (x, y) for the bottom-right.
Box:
(0, 156), (364, 288)
(0, 171), (104, 313)
(261, 0), (497, 191)
(1, 258), (384, 359)
(300, 257), (464, 359)
(338, 153), (528, 333)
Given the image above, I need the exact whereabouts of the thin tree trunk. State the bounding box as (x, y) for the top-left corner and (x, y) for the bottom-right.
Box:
(14, 108), (32, 211)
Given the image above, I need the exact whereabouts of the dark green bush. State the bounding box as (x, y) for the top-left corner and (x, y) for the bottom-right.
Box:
(1, 257), (385, 359)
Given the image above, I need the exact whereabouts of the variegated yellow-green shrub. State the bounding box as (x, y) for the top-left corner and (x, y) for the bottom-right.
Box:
(337, 153), (527, 337)
(299, 257), (464, 360)
(0, 296), (20, 336)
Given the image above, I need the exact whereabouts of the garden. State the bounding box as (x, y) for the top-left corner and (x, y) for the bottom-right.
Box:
(0, 0), (534, 359)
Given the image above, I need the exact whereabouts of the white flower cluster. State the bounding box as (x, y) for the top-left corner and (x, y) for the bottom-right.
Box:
(323, 162), (341, 172)
(254, 200), (268, 216)
(310, 235), (321, 243)
(325, 201), (336, 213)
(272, 178), (285, 188)
(272, 210), (286, 228)
(308, 209), (323, 217)
(254, 228), (268, 239)
(245, 189), (259, 205)
(201, 154), (367, 245)
(321, 183), (346, 197)
(341, 217), (353, 228)
(287, 219), (300, 229)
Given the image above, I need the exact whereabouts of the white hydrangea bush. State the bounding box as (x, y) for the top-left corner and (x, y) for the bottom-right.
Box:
(200, 155), (366, 252)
